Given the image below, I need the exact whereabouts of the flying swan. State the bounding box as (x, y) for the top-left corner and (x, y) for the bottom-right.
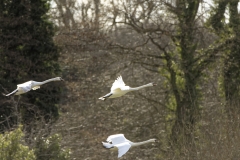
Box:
(4, 77), (64, 96)
(102, 134), (157, 158)
(99, 75), (156, 100)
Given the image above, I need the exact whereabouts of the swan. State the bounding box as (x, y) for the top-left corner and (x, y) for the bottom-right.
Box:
(99, 75), (156, 100)
(4, 77), (64, 96)
(102, 134), (157, 158)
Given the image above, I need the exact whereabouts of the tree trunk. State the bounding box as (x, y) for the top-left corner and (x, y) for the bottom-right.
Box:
(171, 80), (199, 144)
(170, 0), (200, 144)
(223, 0), (240, 121)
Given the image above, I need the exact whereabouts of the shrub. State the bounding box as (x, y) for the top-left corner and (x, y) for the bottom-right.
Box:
(0, 127), (35, 160)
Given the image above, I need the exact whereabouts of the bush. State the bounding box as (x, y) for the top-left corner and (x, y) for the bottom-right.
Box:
(0, 127), (35, 160)
(34, 134), (70, 160)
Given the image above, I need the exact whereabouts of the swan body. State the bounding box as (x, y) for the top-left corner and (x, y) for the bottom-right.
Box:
(5, 77), (64, 96)
(99, 76), (156, 100)
(102, 134), (156, 158)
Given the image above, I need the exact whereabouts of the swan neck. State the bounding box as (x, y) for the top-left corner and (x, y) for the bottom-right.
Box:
(33, 78), (59, 86)
(42, 78), (59, 83)
(131, 139), (153, 147)
(129, 83), (152, 91)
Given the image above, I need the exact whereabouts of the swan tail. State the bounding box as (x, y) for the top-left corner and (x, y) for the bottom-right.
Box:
(102, 142), (114, 149)
(99, 97), (106, 101)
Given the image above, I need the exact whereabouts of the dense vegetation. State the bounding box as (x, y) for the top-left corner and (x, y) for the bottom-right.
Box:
(0, 0), (62, 132)
(0, 0), (65, 159)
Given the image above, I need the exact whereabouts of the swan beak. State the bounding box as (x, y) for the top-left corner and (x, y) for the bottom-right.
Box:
(152, 83), (157, 86)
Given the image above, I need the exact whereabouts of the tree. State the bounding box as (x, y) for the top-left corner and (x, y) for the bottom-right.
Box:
(106, 0), (225, 145)
(0, 0), (62, 133)
(209, 0), (240, 119)
(52, 0), (77, 28)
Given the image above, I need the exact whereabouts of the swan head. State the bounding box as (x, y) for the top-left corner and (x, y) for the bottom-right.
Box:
(149, 138), (157, 143)
(148, 83), (156, 86)
(56, 77), (64, 81)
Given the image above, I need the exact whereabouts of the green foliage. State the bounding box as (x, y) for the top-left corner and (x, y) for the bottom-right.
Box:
(208, 0), (240, 108)
(34, 134), (70, 160)
(0, 127), (36, 160)
(0, 0), (62, 132)
(0, 127), (70, 160)
(207, 0), (228, 33)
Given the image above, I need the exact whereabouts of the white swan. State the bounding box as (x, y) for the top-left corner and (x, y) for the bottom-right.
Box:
(102, 134), (157, 158)
(99, 75), (156, 100)
(4, 77), (64, 96)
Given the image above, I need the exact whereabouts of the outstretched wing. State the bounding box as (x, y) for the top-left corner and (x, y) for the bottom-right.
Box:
(111, 76), (127, 92)
(107, 134), (127, 145)
(115, 142), (131, 158)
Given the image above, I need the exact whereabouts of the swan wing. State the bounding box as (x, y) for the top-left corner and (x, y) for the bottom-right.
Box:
(17, 81), (33, 92)
(115, 142), (131, 158)
(32, 86), (40, 90)
(111, 76), (127, 92)
(107, 134), (128, 145)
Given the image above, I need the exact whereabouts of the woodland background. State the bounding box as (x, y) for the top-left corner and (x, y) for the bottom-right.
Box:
(1, 0), (240, 159)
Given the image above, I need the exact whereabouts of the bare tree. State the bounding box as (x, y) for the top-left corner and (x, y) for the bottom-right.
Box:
(104, 0), (229, 146)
